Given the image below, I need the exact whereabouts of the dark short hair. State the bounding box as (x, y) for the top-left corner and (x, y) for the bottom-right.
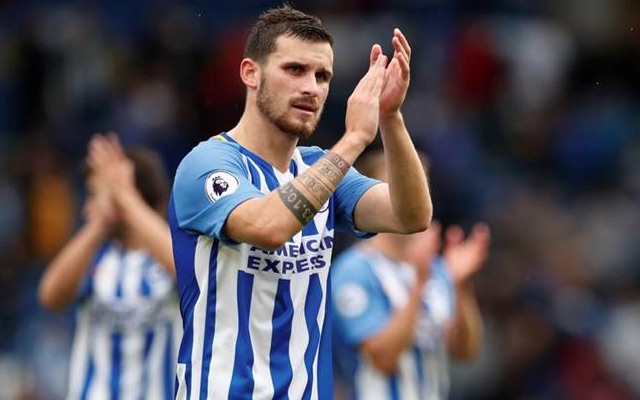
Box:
(244, 4), (333, 63)
(125, 147), (170, 213)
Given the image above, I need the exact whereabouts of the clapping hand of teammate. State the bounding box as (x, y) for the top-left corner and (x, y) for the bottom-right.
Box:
(442, 223), (491, 285)
(82, 176), (118, 234)
(86, 132), (135, 226)
(379, 28), (411, 117)
(81, 134), (122, 233)
(406, 221), (442, 284)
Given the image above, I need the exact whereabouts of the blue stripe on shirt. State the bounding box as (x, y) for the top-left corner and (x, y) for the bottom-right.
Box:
(80, 355), (95, 400)
(225, 134), (278, 191)
(262, 167), (280, 191)
(245, 156), (262, 188)
(229, 271), (256, 396)
(110, 332), (122, 400)
(169, 193), (198, 399)
(270, 279), (294, 399)
(414, 347), (425, 395)
(115, 249), (125, 299)
(289, 159), (298, 176)
(302, 218), (319, 236)
(199, 243), (220, 399)
(140, 257), (154, 297)
(164, 322), (174, 400)
(302, 274), (323, 400)
(390, 373), (400, 400)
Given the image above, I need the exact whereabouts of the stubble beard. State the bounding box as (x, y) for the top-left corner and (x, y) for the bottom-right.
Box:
(256, 78), (322, 140)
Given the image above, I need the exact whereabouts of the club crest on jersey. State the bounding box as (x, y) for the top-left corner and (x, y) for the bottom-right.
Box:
(205, 171), (239, 202)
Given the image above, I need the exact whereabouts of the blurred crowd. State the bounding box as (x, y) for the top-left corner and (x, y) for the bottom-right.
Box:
(0, 0), (639, 399)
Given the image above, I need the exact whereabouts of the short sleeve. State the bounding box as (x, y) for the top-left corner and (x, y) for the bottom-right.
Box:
(331, 249), (390, 345)
(333, 166), (381, 238)
(171, 138), (264, 243)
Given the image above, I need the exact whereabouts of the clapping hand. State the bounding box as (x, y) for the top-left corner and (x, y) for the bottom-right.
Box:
(379, 29), (411, 116)
(87, 132), (135, 199)
(442, 223), (491, 284)
(344, 45), (388, 148)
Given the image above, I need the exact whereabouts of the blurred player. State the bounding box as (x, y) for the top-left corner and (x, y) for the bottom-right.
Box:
(332, 149), (489, 399)
(168, 4), (432, 399)
(38, 133), (181, 399)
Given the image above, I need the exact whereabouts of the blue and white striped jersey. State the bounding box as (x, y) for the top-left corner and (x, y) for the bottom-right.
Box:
(331, 246), (456, 400)
(68, 242), (181, 400)
(168, 133), (378, 400)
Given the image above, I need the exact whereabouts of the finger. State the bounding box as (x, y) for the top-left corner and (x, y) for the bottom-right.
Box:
(368, 51), (387, 78)
(391, 34), (410, 80)
(445, 225), (464, 246)
(395, 51), (410, 80)
(106, 131), (126, 159)
(95, 134), (123, 165)
(370, 54), (387, 92)
(98, 132), (119, 161)
(356, 53), (387, 95)
(88, 138), (116, 172)
(369, 44), (383, 67)
(89, 136), (110, 162)
(393, 28), (411, 63)
(470, 222), (491, 244)
(87, 133), (104, 155)
(87, 139), (104, 164)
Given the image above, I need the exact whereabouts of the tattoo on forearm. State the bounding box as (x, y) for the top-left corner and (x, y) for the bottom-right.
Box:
(298, 171), (333, 203)
(277, 182), (318, 225)
(277, 152), (351, 225)
(324, 151), (350, 175)
(315, 158), (345, 185)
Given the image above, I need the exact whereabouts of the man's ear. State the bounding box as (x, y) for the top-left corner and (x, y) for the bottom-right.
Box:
(240, 58), (260, 89)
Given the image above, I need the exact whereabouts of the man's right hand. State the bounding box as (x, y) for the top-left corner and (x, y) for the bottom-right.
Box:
(341, 45), (388, 160)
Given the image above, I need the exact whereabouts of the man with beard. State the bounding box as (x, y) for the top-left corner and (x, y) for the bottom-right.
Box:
(168, 4), (432, 399)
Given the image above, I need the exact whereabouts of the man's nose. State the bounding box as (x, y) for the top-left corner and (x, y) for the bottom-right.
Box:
(300, 74), (320, 96)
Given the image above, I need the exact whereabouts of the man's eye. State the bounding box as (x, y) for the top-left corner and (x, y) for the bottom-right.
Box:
(288, 65), (304, 73)
(316, 72), (331, 83)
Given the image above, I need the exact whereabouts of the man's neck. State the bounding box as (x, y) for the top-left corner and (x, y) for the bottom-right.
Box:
(228, 112), (298, 173)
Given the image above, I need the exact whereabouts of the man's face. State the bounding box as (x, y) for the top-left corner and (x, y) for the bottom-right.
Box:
(256, 35), (333, 139)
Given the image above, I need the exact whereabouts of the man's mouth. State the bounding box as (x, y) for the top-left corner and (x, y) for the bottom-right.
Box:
(292, 102), (317, 113)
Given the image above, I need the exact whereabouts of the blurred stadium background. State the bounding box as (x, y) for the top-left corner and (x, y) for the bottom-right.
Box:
(0, 0), (639, 399)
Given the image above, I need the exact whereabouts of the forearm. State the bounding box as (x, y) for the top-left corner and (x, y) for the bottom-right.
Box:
(38, 221), (107, 311)
(379, 112), (432, 231)
(447, 283), (483, 361)
(226, 146), (361, 250)
(113, 190), (175, 277)
(361, 283), (424, 374)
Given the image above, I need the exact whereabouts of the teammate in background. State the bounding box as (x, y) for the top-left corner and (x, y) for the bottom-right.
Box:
(331, 149), (489, 400)
(168, 4), (432, 399)
(38, 133), (181, 399)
